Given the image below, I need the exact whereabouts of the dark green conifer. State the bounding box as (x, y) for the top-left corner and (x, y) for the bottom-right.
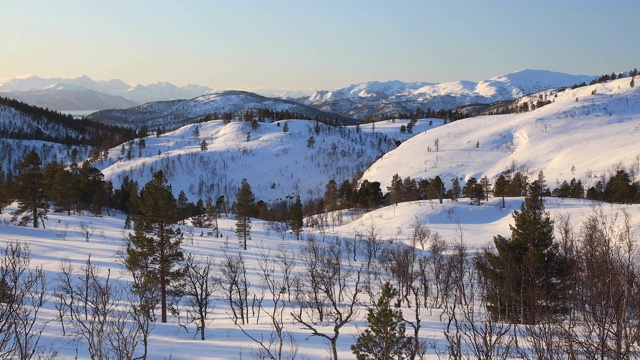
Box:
(351, 282), (413, 360)
(125, 170), (184, 323)
(289, 195), (303, 240)
(234, 179), (255, 250)
(477, 180), (568, 324)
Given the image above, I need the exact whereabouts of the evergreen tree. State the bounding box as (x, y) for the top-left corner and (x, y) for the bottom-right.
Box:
(176, 190), (190, 225)
(428, 176), (445, 204)
(289, 195), (304, 240)
(477, 180), (568, 324)
(450, 177), (461, 201)
(283, 121), (289, 134)
(493, 174), (509, 208)
(52, 167), (74, 215)
(463, 177), (484, 205)
(204, 196), (220, 237)
(351, 282), (413, 360)
(234, 179), (255, 250)
(125, 170), (184, 323)
(307, 136), (316, 148)
(0, 165), (5, 214)
(11, 150), (47, 228)
(324, 179), (339, 211)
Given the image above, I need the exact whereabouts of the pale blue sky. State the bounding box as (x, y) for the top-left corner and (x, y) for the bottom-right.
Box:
(1, 0), (638, 90)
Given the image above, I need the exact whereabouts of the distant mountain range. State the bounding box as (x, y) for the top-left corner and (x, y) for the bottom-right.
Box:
(0, 75), (212, 111)
(0, 70), (596, 118)
(300, 70), (597, 118)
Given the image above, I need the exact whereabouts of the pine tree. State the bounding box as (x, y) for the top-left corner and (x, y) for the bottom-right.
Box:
(351, 282), (413, 360)
(234, 179), (255, 250)
(493, 174), (510, 208)
(125, 170), (184, 323)
(0, 165), (5, 214)
(324, 180), (339, 211)
(289, 195), (303, 240)
(450, 177), (461, 201)
(477, 180), (568, 324)
(11, 150), (47, 228)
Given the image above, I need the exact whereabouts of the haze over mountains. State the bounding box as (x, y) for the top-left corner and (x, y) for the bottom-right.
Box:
(0, 75), (212, 111)
(0, 70), (595, 117)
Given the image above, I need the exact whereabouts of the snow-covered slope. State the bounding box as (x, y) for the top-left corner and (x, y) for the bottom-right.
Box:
(302, 70), (596, 119)
(361, 76), (640, 191)
(1, 193), (639, 359)
(96, 119), (394, 204)
(86, 90), (354, 129)
(0, 75), (212, 111)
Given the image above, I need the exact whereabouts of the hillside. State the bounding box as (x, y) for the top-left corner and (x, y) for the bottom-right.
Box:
(87, 90), (355, 130)
(0, 97), (137, 173)
(302, 70), (596, 119)
(361, 76), (640, 191)
(95, 119), (395, 203)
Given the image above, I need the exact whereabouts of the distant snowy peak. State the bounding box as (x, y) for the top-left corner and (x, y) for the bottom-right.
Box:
(0, 75), (213, 111)
(308, 80), (435, 103)
(477, 69), (596, 98)
(303, 70), (596, 118)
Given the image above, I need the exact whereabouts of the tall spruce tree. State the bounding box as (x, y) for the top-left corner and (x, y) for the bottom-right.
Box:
(477, 179), (568, 324)
(125, 170), (184, 323)
(234, 178), (255, 250)
(289, 194), (303, 240)
(12, 150), (47, 228)
(351, 282), (413, 360)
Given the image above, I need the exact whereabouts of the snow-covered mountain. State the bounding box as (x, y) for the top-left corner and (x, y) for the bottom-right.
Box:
(86, 90), (354, 130)
(360, 75), (640, 192)
(301, 70), (597, 119)
(0, 75), (212, 111)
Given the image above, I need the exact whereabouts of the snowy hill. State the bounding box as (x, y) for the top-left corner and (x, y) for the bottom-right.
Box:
(86, 90), (355, 130)
(0, 75), (212, 111)
(96, 119), (394, 204)
(361, 76), (640, 192)
(302, 70), (596, 119)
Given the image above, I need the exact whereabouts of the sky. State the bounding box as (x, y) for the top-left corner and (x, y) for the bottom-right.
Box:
(1, 0), (639, 91)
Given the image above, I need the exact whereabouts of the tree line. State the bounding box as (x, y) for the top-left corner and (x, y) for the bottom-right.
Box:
(0, 96), (138, 150)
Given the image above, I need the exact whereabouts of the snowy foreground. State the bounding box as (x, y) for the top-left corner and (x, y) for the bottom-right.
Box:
(1, 196), (639, 359)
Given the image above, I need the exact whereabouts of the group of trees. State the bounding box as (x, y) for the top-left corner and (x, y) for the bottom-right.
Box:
(200, 108), (349, 128)
(586, 168), (640, 203)
(2, 150), (116, 227)
(0, 96), (138, 150)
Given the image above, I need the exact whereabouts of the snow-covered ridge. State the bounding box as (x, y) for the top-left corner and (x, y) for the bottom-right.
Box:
(86, 90), (353, 130)
(361, 76), (640, 192)
(302, 70), (596, 118)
